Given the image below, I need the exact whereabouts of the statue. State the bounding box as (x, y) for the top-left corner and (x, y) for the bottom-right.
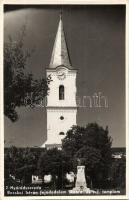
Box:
(77, 158), (81, 165)
(70, 158), (90, 193)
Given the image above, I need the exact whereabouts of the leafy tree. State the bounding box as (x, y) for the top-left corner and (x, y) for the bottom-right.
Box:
(62, 123), (112, 188)
(110, 155), (126, 190)
(4, 25), (51, 122)
(4, 146), (38, 184)
(37, 148), (72, 189)
(15, 148), (37, 184)
(4, 146), (18, 179)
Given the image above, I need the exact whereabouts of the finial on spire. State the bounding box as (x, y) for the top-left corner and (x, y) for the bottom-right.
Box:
(60, 6), (63, 20)
(49, 6), (72, 69)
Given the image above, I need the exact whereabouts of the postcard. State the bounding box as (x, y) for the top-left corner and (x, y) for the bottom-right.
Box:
(0, 1), (128, 199)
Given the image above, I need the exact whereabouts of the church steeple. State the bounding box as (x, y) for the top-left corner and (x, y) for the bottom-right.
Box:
(49, 13), (72, 69)
(43, 12), (77, 149)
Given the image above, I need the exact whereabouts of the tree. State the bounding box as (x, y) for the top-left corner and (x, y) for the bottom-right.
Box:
(37, 148), (72, 189)
(110, 155), (126, 190)
(15, 148), (37, 184)
(4, 146), (38, 184)
(4, 25), (51, 122)
(4, 146), (18, 179)
(62, 123), (112, 188)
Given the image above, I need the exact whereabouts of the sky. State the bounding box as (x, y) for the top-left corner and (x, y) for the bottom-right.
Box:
(4, 5), (125, 147)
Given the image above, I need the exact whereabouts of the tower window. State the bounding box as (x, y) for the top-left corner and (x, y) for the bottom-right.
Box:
(60, 116), (64, 120)
(59, 85), (64, 100)
(59, 132), (65, 135)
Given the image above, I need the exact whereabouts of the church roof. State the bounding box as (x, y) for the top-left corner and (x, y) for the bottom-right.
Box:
(49, 15), (73, 69)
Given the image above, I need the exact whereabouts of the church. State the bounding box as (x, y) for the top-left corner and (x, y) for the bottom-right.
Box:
(42, 14), (77, 149)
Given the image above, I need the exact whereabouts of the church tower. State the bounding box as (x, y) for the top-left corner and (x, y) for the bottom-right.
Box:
(43, 14), (77, 149)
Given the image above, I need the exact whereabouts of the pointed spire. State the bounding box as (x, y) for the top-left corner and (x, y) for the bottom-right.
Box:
(49, 13), (72, 69)
(60, 8), (62, 20)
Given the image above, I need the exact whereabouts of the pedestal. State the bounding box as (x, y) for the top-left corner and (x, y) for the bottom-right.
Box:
(71, 165), (90, 193)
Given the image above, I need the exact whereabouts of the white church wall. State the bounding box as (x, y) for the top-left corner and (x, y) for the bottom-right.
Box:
(46, 108), (77, 144)
(47, 70), (77, 107)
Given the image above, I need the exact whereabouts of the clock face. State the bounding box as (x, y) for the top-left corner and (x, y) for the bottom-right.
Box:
(56, 69), (66, 80)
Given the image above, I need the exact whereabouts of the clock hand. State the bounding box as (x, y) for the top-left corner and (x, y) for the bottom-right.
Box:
(58, 73), (64, 76)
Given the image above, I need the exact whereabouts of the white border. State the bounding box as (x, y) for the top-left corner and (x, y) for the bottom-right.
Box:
(0, 0), (127, 4)
(0, 1), (4, 200)
(126, 1), (129, 199)
(0, 0), (128, 199)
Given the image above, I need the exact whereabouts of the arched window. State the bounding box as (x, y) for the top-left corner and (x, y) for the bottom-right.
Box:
(59, 132), (65, 135)
(59, 85), (64, 100)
